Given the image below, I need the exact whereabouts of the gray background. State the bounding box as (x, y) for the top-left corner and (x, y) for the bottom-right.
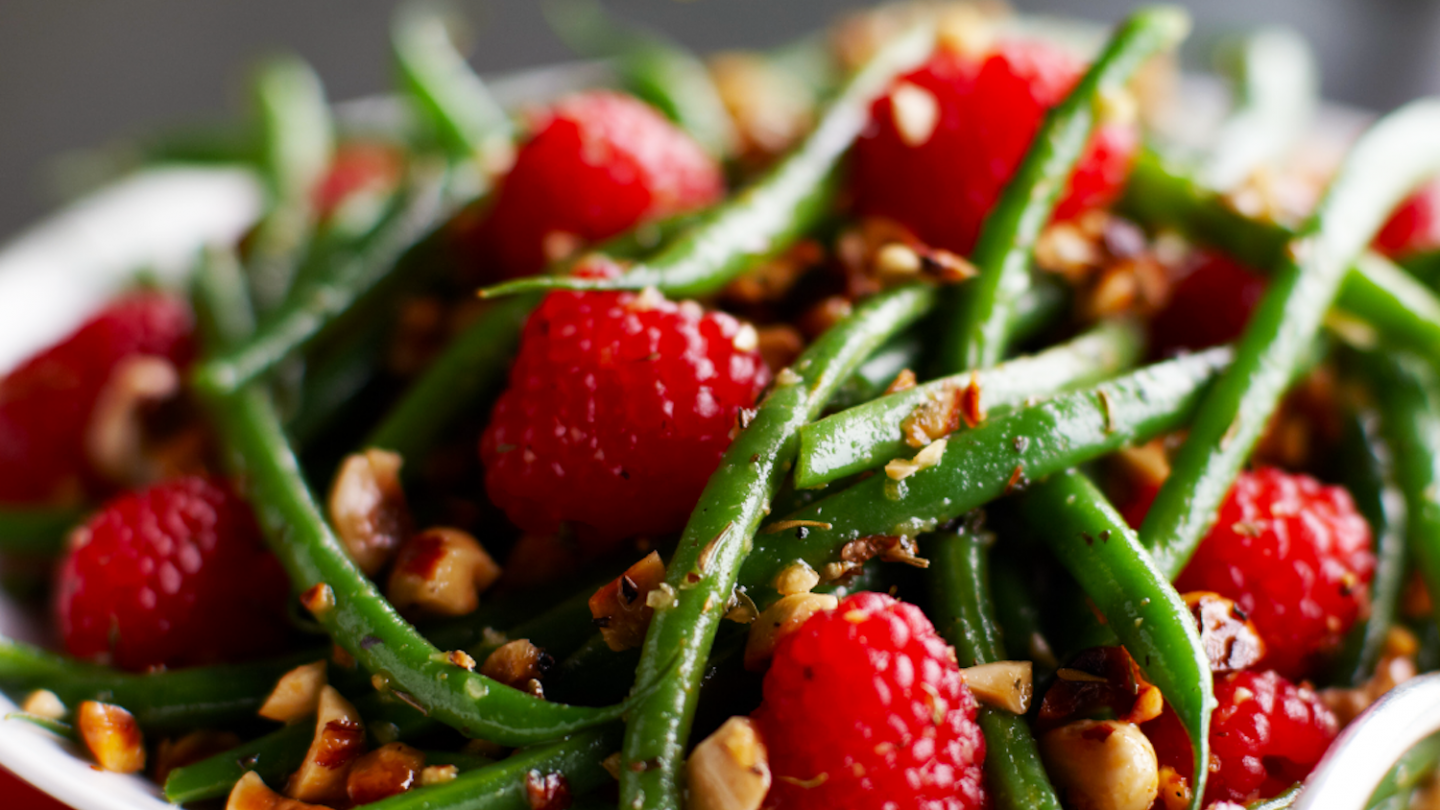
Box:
(1, 0), (1437, 240)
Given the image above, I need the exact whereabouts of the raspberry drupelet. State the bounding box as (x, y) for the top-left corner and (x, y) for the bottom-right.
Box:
(1174, 468), (1375, 680)
(468, 90), (725, 280)
(55, 476), (291, 671)
(751, 591), (987, 810)
(1145, 670), (1337, 806)
(850, 38), (1138, 257)
(1374, 179), (1440, 259)
(0, 293), (195, 505)
(1148, 250), (1268, 358)
(479, 267), (770, 554)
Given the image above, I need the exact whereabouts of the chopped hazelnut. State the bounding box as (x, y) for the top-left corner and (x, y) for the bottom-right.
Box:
(387, 528), (501, 617)
(259, 660), (329, 724)
(286, 686), (366, 805)
(524, 770), (571, 810)
(687, 716), (771, 810)
(589, 552), (667, 651)
(745, 592), (839, 670)
(346, 742), (425, 805)
(961, 661), (1034, 714)
(153, 730), (243, 786)
(21, 689), (65, 720)
(773, 562), (820, 596)
(327, 449), (412, 575)
(1040, 720), (1159, 810)
(85, 355), (182, 489)
(1183, 592), (1265, 673)
(420, 764), (459, 786)
(228, 772), (329, 810)
(481, 640), (553, 692)
(78, 701), (145, 774)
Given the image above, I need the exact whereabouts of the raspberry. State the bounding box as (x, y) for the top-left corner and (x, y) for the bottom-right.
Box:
(468, 91), (725, 279)
(1374, 180), (1440, 259)
(55, 476), (291, 671)
(751, 591), (986, 810)
(312, 142), (403, 219)
(850, 40), (1138, 256)
(1175, 468), (1375, 679)
(1144, 670), (1336, 806)
(0, 293), (194, 505)
(479, 276), (769, 552)
(1148, 251), (1268, 357)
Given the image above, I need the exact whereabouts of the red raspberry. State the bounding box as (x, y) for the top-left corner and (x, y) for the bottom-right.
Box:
(0, 294), (194, 505)
(1144, 670), (1336, 806)
(850, 40), (1138, 256)
(312, 142), (403, 219)
(1148, 251), (1268, 357)
(1374, 180), (1440, 259)
(751, 591), (986, 810)
(55, 476), (291, 671)
(1175, 468), (1375, 679)
(469, 91), (724, 279)
(479, 274), (769, 552)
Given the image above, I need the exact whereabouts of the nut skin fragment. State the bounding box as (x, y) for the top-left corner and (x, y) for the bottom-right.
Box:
(744, 593), (839, 671)
(346, 742), (425, 805)
(327, 449), (412, 575)
(961, 660), (1034, 714)
(78, 701), (145, 774)
(480, 639), (554, 693)
(687, 716), (771, 810)
(387, 528), (501, 618)
(1040, 720), (1159, 810)
(589, 551), (666, 651)
(259, 660), (328, 724)
(227, 772), (329, 810)
(285, 686), (366, 805)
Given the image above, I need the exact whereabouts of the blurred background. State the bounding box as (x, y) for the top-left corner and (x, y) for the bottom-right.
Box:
(1, 0), (1437, 240)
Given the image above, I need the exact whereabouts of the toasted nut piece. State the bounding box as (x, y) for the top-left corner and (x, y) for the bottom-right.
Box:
(773, 562), (820, 596)
(78, 701), (145, 773)
(420, 764), (459, 786)
(962, 661), (1033, 714)
(889, 81), (940, 147)
(346, 742), (425, 805)
(260, 661), (329, 724)
(286, 686), (366, 804)
(901, 388), (965, 448)
(1154, 766), (1191, 810)
(524, 770), (571, 810)
(1182, 592), (1265, 673)
(708, 51), (812, 161)
(1040, 720), (1159, 810)
(687, 716), (771, 810)
(1321, 646), (1419, 726)
(300, 583), (335, 615)
(387, 528), (501, 617)
(481, 640), (554, 691)
(1113, 440), (1170, 490)
(153, 730), (243, 786)
(328, 449), (412, 575)
(86, 355), (181, 488)
(590, 552), (667, 651)
(744, 593), (838, 670)
(755, 325), (805, 372)
(227, 771), (328, 810)
(21, 689), (65, 720)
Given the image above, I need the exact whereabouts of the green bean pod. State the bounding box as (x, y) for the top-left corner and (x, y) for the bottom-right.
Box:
(928, 526), (1064, 810)
(0, 505), (86, 556)
(1012, 470), (1214, 807)
(941, 6), (1190, 372)
(797, 319), (1143, 487)
(203, 384), (638, 745)
(620, 284), (939, 810)
(989, 552), (1056, 665)
(1330, 402), (1409, 687)
(1140, 98), (1440, 579)
(392, 5), (514, 169)
(1366, 733), (1440, 810)
(824, 330), (924, 412)
(1121, 150), (1440, 362)
(1203, 26), (1318, 191)
(744, 347), (1232, 602)
(478, 24), (936, 300)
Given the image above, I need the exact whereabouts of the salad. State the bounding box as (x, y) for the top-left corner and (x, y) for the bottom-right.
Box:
(3, 3), (1440, 810)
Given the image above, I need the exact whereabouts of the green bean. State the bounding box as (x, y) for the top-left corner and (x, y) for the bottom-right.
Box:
(745, 347), (1232, 602)
(1363, 351), (1440, 639)
(1140, 99), (1440, 579)
(1402, 249), (1440, 288)
(247, 54), (336, 313)
(941, 6), (1190, 373)
(1012, 470), (1215, 806)
(1203, 26), (1318, 191)
(5, 712), (75, 740)
(202, 384), (640, 745)
(1330, 403), (1409, 687)
(825, 330), (924, 412)
(193, 163), (453, 395)
(478, 24), (936, 300)
(1121, 149), (1440, 360)
(797, 319), (1143, 487)
(928, 525), (1064, 810)
(392, 5), (514, 169)
(543, 0), (736, 158)
(360, 725), (619, 810)
(989, 552), (1055, 665)
(1367, 733), (1440, 810)
(619, 284), (939, 810)
(1249, 784), (1301, 810)
(0, 505), (86, 555)
(163, 689), (432, 804)
(0, 637), (309, 734)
